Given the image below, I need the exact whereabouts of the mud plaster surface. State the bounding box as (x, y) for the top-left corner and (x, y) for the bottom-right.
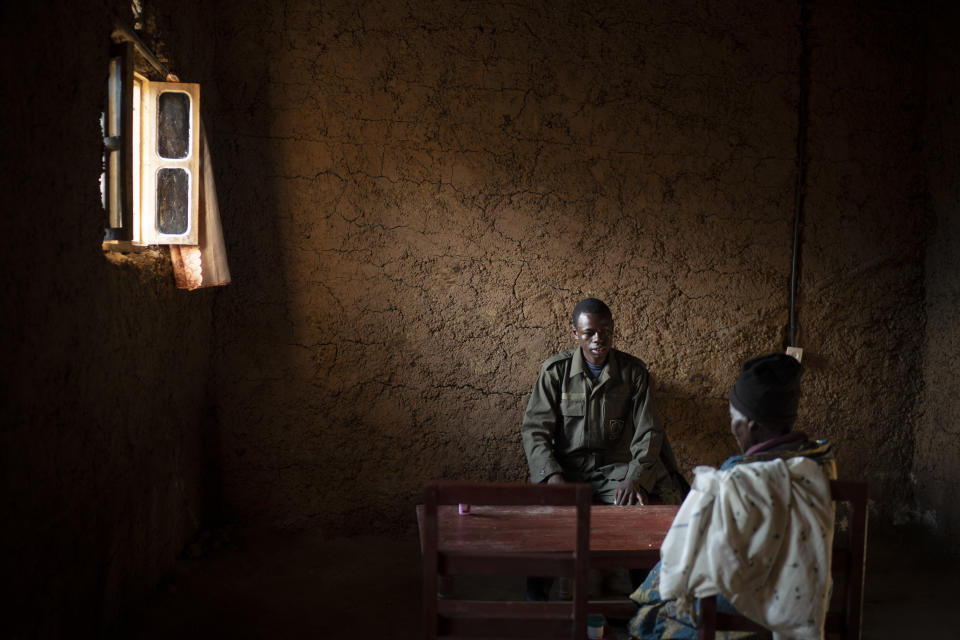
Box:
(2, 0), (953, 634)
(208, 0), (927, 537)
(915, 2), (960, 553)
(0, 2), (222, 634)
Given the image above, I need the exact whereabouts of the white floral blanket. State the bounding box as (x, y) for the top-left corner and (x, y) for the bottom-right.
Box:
(659, 456), (834, 640)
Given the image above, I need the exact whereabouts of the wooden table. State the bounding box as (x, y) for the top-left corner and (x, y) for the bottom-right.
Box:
(417, 503), (679, 569)
(418, 501), (680, 624)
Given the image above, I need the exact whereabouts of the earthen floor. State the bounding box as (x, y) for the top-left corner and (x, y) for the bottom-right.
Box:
(115, 529), (957, 639)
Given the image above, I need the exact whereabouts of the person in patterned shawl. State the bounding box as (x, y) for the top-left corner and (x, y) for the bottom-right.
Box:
(628, 352), (835, 640)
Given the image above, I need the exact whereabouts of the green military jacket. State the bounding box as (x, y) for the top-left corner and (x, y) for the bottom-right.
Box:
(521, 347), (683, 500)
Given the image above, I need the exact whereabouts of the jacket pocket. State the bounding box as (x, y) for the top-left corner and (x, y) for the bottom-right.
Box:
(560, 396), (585, 417)
(559, 394), (586, 449)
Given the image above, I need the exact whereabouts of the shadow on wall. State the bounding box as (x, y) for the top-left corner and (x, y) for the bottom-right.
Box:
(656, 387), (739, 476)
(205, 24), (293, 529)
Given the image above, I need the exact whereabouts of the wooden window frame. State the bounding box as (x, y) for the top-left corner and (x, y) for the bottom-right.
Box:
(103, 43), (200, 247)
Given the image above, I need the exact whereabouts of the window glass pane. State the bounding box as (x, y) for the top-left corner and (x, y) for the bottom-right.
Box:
(106, 58), (122, 137)
(133, 79), (142, 232)
(156, 168), (189, 234)
(106, 58), (123, 228)
(157, 92), (190, 159)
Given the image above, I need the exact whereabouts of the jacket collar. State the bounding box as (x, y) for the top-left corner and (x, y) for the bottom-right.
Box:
(571, 347), (619, 384)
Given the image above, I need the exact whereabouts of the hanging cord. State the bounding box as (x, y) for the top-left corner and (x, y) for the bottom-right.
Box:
(789, 0), (810, 347)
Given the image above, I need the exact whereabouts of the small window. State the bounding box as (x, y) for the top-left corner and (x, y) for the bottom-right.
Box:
(102, 45), (200, 246)
(158, 92), (191, 159)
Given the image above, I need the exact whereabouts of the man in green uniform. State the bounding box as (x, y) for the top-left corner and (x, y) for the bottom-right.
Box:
(521, 298), (687, 599)
(522, 297), (686, 504)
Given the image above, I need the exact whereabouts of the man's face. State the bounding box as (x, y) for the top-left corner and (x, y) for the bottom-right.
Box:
(729, 403), (752, 452)
(572, 312), (614, 366)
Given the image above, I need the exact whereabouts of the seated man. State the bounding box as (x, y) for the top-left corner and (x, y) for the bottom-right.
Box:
(521, 298), (687, 600)
(628, 353), (836, 640)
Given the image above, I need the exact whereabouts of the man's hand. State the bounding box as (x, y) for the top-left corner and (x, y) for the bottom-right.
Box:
(546, 473), (565, 485)
(614, 478), (646, 505)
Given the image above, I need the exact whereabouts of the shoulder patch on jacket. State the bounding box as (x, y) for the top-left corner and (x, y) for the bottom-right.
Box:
(541, 349), (576, 372)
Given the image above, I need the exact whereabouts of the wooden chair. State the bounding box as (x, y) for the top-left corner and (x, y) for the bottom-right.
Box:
(697, 479), (869, 640)
(422, 481), (592, 639)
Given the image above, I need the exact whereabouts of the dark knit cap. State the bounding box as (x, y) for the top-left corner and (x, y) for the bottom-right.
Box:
(728, 353), (804, 423)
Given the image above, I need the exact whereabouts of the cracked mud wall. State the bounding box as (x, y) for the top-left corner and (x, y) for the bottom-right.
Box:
(1, 2), (221, 635)
(5, 0), (945, 635)
(916, 2), (960, 554)
(799, 5), (927, 517)
(209, 1), (930, 537)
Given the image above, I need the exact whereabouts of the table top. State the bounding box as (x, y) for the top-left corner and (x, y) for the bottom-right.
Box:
(417, 504), (679, 567)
